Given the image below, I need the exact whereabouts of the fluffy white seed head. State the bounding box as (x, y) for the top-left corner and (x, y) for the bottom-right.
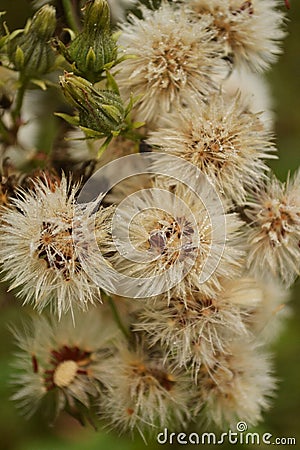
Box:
(135, 278), (259, 376)
(193, 340), (276, 428)
(244, 171), (300, 286)
(109, 178), (244, 299)
(0, 176), (115, 317)
(101, 339), (194, 437)
(116, 2), (228, 123)
(148, 94), (275, 204)
(187, 0), (286, 72)
(10, 309), (119, 418)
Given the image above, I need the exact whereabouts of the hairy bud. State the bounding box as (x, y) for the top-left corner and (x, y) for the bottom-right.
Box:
(59, 71), (125, 136)
(7, 5), (57, 79)
(56, 0), (118, 83)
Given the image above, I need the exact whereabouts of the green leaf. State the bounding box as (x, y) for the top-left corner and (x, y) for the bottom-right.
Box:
(105, 70), (120, 95)
(15, 45), (24, 69)
(97, 135), (113, 158)
(5, 27), (24, 40)
(79, 126), (105, 139)
(102, 61), (115, 71)
(85, 46), (96, 70)
(54, 112), (80, 126)
(31, 79), (47, 91)
(132, 121), (145, 129)
(111, 30), (121, 42)
(114, 53), (137, 66)
(101, 104), (122, 122)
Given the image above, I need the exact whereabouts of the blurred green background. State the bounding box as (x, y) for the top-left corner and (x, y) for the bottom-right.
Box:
(0, 1), (299, 449)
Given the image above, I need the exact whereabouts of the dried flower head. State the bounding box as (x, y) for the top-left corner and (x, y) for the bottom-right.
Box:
(116, 2), (228, 123)
(102, 339), (193, 437)
(148, 95), (275, 203)
(0, 175), (115, 317)
(187, 0), (286, 71)
(11, 309), (119, 420)
(245, 171), (300, 286)
(109, 179), (243, 299)
(135, 278), (260, 374)
(193, 340), (276, 428)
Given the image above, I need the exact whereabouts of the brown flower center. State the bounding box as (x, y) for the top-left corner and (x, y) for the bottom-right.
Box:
(130, 362), (176, 392)
(147, 215), (196, 266)
(37, 220), (80, 279)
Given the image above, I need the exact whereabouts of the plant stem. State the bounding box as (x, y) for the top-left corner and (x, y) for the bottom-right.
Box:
(62, 0), (80, 33)
(12, 81), (27, 122)
(107, 296), (130, 339)
(0, 118), (10, 144)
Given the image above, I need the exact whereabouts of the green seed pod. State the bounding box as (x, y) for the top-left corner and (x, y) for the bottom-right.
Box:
(7, 5), (56, 79)
(57, 0), (118, 83)
(59, 72), (125, 135)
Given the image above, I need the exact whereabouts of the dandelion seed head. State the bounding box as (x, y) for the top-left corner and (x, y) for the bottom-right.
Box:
(10, 310), (119, 418)
(0, 175), (115, 316)
(135, 278), (257, 376)
(116, 2), (227, 122)
(193, 340), (276, 428)
(245, 171), (300, 285)
(148, 95), (275, 203)
(102, 340), (193, 436)
(187, 0), (286, 71)
(110, 178), (244, 299)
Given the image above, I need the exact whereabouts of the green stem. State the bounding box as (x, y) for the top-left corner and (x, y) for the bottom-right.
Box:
(107, 296), (130, 339)
(0, 118), (10, 144)
(12, 81), (27, 122)
(62, 0), (80, 33)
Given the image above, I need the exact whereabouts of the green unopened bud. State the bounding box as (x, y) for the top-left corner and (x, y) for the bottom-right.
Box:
(7, 5), (57, 79)
(83, 0), (111, 33)
(31, 4), (56, 40)
(59, 72), (125, 136)
(56, 0), (117, 83)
